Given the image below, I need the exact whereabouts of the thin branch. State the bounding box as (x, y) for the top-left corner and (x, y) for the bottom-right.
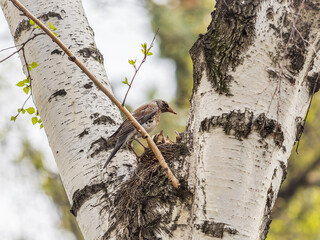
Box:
(122, 28), (159, 106)
(0, 33), (45, 64)
(9, 0), (180, 188)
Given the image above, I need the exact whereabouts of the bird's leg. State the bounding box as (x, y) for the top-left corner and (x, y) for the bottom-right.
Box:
(133, 138), (147, 149)
(127, 140), (140, 158)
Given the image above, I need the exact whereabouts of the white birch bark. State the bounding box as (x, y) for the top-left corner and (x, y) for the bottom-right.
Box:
(2, 0), (320, 240)
(1, 0), (136, 239)
(187, 1), (320, 239)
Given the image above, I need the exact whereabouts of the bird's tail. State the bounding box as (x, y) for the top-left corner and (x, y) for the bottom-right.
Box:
(103, 136), (126, 168)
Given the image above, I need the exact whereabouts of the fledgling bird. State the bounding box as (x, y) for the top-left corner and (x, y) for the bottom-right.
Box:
(104, 99), (176, 168)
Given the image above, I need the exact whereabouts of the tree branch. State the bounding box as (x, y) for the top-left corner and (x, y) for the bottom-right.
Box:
(9, 0), (180, 188)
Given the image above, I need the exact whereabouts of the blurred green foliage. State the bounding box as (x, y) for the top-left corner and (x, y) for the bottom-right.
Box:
(17, 140), (84, 240)
(145, 0), (214, 108)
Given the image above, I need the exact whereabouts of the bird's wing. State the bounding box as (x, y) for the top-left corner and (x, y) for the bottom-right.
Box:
(110, 102), (158, 138)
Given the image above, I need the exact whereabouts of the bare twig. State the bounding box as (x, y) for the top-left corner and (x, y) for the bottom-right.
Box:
(9, 0), (180, 188)
(122, 28), (159, 106)
(0, 33), (44, 64)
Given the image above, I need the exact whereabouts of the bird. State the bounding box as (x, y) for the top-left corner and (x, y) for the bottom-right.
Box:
(103, 99), (176, 168)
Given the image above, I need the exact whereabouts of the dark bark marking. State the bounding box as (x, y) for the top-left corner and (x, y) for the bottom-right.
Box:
(253, 113), (284, 147)
(14, 12), (62, 41)
(70, 182), (106, 217)
(200, 110), (284, 147)
(51, 49), (63, 55)
(196, 220), (239, 238)
(279, 161), (287, 184)
(14, 19), (30, 41)
(190, 0), (260, 95)
(48, 89), (67, 102)
(90, 113), (100, 119)
(200, 109), (253, 140)
(78, 128), (89, 138)
(295, 117), (304, 142)
(78, 47), (104, 64)
(102, 142), (191, 240)
(83, 82), (93, 89)
(259, 184), (274, 240)
(93, 115), (117, 125)
(89, 137), (114, 158)
(306, 72), (320, 95)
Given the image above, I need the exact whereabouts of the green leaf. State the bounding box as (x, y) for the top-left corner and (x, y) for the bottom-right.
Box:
(40, 123), (43, 129)
(27, 66), (32, 72)
(30, 61), (38, 68)
(48, 22), (57, 31)
(36, 26), (40, 29)
(147, 51), (153, 56)
(53, 32), (58, 37)
(29, 19), (35, 26)
(128, 59), (136, 65)
(23, 78), (30, 83)
(23, 86), (30, 94)
(141, 49), (146, 55)
(141, 43), (147, 50)
(21, 109), (26, 114)
(122, 77), (129, 85)
(32, 117), (38, 125)
(38, 118), (42, 123)
(26, 107), (35, 114)
(11, 116), (17, 122)
(16, 81), (25, 87)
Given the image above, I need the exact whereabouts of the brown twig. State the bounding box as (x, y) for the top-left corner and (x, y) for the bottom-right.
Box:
(9, 0), (180, 188)
(0, 33), (44, 64)
(122, 28), (159, 106)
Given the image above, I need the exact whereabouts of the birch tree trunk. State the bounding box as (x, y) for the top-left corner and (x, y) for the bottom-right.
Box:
(1, 0), (137, 239)
(1, 0), (320, 240)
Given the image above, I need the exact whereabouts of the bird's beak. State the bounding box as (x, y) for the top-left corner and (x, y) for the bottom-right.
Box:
(167, 107), (177, 114)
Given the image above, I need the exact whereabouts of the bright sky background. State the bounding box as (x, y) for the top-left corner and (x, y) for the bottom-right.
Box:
(0, 0), (176, 239)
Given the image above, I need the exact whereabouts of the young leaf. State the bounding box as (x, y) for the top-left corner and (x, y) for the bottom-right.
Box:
(27, 66), (32, 72)
(122, 77), (129, 86)
(26, 107), (35, 114)
(141, 43), (147, 50)
(48, 22), (57, 31)
(38, 118), (42, 123)
(53, 32), (58, 37)
(30, 61), (38, 68)
(40, 123), (43, 129)
(36, 26), (40, 29)
(23, 78), (30, 83)
(11, 116), (17, 122)
(141, 49), (146, 55)
(21, 109), (26, 114)
(29, 19), (35, 26)
(16, 81), (25, 87)
(23, 86), (30, 94)
(147, 51), (153, 56)
(32, 117), (38, 125)
(128, 59), (136, 65)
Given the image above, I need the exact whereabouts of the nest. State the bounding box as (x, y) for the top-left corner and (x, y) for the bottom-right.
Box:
(102, 142), (191, 240)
